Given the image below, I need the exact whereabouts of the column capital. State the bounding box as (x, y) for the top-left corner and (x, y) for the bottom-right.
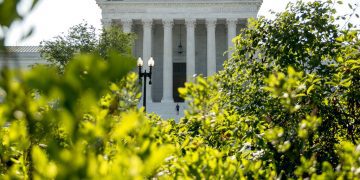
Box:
(122, 18), (133, 25)
(122, 19), (133, 33)
(185, 18), (197, 29)
(162, 19), (174, 28)
(206, 18), (217, 29)
(101, 18), (112, 27)
(226, 18), (238, 26)
(142, 19), (153, 28)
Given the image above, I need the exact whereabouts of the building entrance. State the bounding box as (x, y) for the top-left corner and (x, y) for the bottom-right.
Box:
(173, 63), (186, 102)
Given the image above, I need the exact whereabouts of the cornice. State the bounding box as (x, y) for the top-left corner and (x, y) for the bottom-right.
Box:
(102, 13), (258, 21)
(96, 0), (263, 8)
(96, 0), (263, 3)
(4, 46), (40, 53)
(100, 4), (260, 15)
(103, 0), (261, 1)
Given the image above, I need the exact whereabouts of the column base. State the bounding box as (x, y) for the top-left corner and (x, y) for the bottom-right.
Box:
(161, 98), (174, 103)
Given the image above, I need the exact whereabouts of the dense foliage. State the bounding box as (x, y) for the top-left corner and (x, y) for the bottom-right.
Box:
(216, 0), (360, 177)
(39, 23), (135, 73)
(0, 0), (360, 179)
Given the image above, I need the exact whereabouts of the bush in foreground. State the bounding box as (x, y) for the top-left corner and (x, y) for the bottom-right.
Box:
(0, 0), (360, 179)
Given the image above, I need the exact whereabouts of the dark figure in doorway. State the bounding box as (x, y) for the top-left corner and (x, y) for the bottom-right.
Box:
(176, 104), (180, 115)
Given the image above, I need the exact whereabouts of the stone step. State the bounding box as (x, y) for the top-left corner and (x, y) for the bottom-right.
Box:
(140, 102), (188, 121)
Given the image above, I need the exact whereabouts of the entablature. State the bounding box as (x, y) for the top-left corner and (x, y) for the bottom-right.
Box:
(96, 0), (263, 22)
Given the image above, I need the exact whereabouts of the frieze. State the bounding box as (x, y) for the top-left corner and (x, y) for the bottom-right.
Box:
(102, 13), (257, 21)
(97, 1), (262, 11)
(97, 0), (262, 22)
(103, 4), (258, 14)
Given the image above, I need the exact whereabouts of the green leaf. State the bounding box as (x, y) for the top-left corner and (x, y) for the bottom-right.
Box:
(178, 87), (187, 96)
(340, 78), (351, 87)
(307, 84), (315, 95)
(336, 56), (344, 63)
(287, 66), (296, 75)
(296, 93), (307, 97)
(346, 60), (359, 64)
(351, 65), (360, 70)
(336, 35), (344, 42)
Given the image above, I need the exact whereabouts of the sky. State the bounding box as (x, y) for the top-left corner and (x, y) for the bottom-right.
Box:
(5, 0), (359, 46)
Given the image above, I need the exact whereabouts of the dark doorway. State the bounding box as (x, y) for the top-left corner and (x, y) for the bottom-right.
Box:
(173, 63), (186, 102)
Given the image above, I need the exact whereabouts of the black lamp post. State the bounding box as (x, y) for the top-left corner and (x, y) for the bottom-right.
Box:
(137, 57), (155, 112)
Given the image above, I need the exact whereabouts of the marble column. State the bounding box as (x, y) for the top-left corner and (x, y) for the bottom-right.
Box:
(185, 18), (196, 82)
(206, 18), (217, 76)
(162, 19), (174, 102)
(122, 19), (133, 33)
(227, 18), (237, 59)
(142, 19), (153, 102)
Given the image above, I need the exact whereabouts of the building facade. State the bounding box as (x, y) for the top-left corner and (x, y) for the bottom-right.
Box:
(0, 46), (44, 69)
(1, 1), (263, 119)
(96, 0), (263, 112)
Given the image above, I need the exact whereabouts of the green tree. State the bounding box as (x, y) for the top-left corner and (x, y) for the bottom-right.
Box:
(98, 24), (134, 59)
(214, 0), (359, 177)
(39, 22), (135, 73)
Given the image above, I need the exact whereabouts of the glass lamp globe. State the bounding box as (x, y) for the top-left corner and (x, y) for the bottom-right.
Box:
(137, 57), (144, 67)
(148, 57), (155, 67)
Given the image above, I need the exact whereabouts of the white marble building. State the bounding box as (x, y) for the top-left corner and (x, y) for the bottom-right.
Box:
(96, 0), (263, 119)
(0, 0), (263, 119)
